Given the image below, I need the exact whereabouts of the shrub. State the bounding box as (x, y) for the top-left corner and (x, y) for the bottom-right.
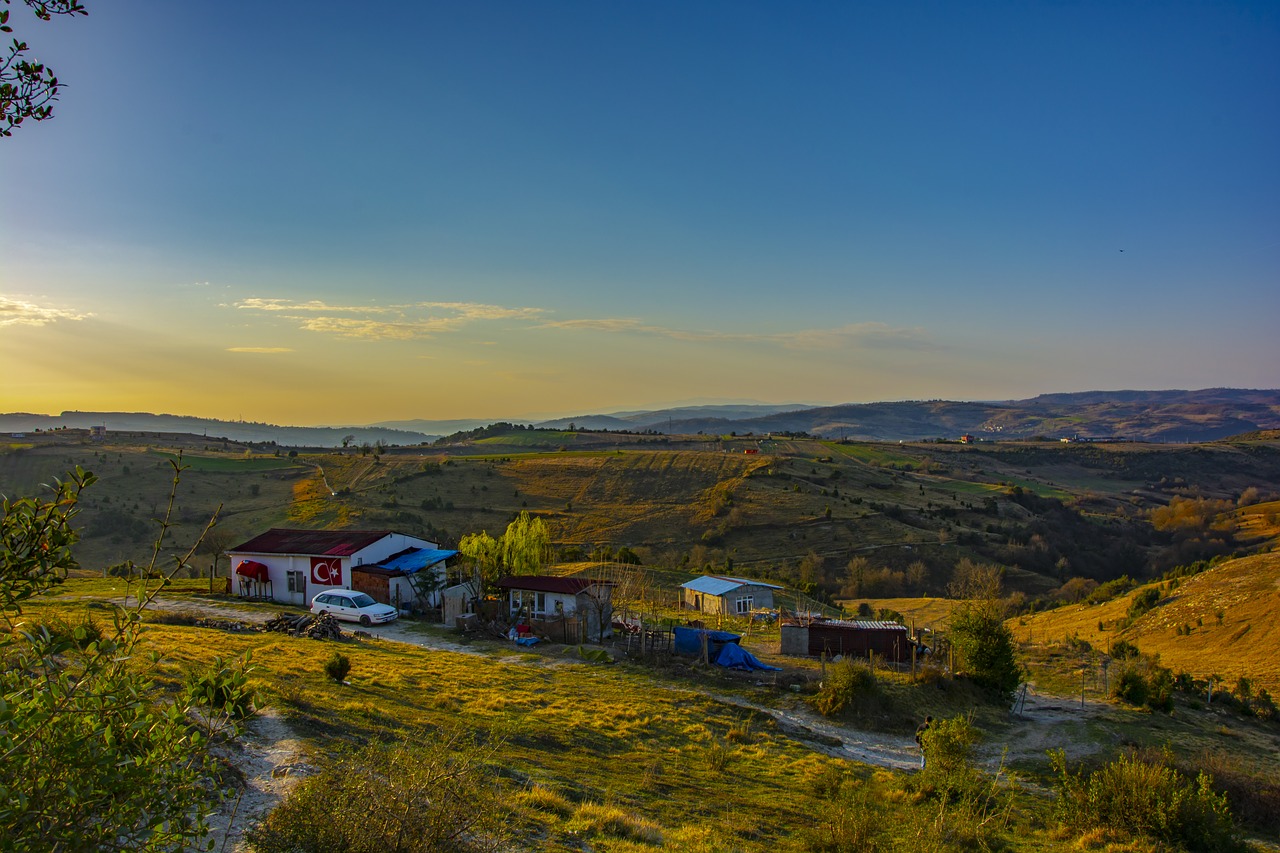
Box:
(802, 777), (887, 852)
(1051, 750), (1242, 852)
(813, 659), (877, 717)
(246, 729), (510, 852)
(1126, 587), (1161, 621)
(324, 652), (351, 684)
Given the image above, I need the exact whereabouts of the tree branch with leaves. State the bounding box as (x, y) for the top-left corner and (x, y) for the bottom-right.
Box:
(0, 0), (86, 137)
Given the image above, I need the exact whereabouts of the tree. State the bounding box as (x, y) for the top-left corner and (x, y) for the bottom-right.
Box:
(0, 465), (254, 851)
(946, 560), (1021, 703)
(457, 529), (500, 595)
(197, 524), (240, 589)
(499, 510), (550, 576)
(1, 0), (86, 137)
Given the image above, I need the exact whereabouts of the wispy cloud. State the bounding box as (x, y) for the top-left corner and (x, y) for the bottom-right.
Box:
(0, 296), (90, 327)
(234, 298), (545, 340)
(539, 317), (936, 351)
(232, 295), (934, 352)
(227, 346), (293, 354)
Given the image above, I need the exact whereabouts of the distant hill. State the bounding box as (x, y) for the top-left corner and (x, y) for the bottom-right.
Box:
(0, 411), (435, 447)
(583, 388), (1280, 443)
(3, 389), (1276, 446)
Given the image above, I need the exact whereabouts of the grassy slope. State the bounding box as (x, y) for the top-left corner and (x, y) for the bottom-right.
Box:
(1011, 550), (1280, 693)
(18, 579), (1280, 850)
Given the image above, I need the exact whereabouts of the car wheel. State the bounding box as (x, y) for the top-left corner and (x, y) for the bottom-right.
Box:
(359, 615), (371, 627)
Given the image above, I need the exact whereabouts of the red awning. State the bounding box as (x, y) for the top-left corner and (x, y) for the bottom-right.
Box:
(235, 560), (270, 583)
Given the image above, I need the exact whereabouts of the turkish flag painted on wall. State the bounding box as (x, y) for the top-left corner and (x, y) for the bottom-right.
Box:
(310, 557), (343, 586)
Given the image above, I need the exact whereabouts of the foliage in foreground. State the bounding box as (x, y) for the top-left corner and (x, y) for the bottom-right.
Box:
(804, 715), (1015, 853)
(246, 729), (510, 853)
(0, 467), (253, 852)
(1050, 748), (1244, 852)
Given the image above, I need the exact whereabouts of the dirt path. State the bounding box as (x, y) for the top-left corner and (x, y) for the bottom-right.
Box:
(203, 708), (311, 853)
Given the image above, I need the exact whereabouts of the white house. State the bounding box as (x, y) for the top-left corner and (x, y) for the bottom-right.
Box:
(227, 528), (454, 610)
(496, 575), (614, 641)
(681, 575), (783, 615)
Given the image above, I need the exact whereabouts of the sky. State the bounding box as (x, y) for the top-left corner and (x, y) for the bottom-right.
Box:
(2, 1), (1277, 425)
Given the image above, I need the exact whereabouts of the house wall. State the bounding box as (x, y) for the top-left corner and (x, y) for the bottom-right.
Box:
(683, 584), (776, 615)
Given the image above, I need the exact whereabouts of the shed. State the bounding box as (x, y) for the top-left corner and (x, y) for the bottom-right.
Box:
(681, 575), (783, 615)
(780, 620), (912, 662)
(351, 547), (458, 612)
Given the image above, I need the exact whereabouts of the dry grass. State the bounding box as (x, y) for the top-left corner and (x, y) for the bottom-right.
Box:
(1012, 552), (1280, 692)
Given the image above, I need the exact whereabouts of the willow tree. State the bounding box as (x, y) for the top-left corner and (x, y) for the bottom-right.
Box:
(499, 511), (550, 576)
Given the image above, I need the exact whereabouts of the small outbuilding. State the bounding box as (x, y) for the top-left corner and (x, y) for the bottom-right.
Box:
(781, 620), (913, 662)
(681, 575), (783, 615)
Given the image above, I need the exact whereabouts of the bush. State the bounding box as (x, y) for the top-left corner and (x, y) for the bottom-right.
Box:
(802, 777), (887, 852)
(1112, 659), (1173, 712)
(813, 659), (877, 717)
(246, 729), (510, 852)
(324, 652), (351, 684)
(1126, 586), (1161, 621)
(1051, 749), (1242, 851)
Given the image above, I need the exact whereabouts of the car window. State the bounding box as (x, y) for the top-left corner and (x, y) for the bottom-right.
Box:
(349, 592), (377, 608)
(314, 594), (330, 605)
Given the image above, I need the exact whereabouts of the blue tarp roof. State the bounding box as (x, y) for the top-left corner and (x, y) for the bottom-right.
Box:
(379, 548), (457, 574)
(714, 643), (781, 672)
(680, 575), (784, 596)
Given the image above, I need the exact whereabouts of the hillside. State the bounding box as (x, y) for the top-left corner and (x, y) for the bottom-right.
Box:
(0, 411), (435, 447)
(645, 388), (1280, 442)
(1011, 549), (1280, 693)
(4, 388), (1277, 446)
(4, 427), (1277, 606)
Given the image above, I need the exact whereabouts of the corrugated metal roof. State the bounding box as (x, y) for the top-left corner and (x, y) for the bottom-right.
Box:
(820, 620), (909, 631)
(496, 576), (611, 595)
(680, 575), (784, 596)
(229, 528), (394, 557)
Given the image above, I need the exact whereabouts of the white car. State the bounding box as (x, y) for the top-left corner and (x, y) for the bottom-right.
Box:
(310, 589), (398, 626)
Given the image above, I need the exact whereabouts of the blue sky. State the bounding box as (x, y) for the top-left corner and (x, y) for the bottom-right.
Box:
(2, 1), (1277, 423)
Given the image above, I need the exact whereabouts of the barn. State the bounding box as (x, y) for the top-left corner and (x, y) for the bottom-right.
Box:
(680, 575), (782, 615)
(227, 528), (453, 610)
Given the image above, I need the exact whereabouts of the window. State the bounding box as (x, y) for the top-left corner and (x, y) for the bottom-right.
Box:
(534, 592), (547, 615)
(735, 595), (753, 615)
(287, 571), (305, 593)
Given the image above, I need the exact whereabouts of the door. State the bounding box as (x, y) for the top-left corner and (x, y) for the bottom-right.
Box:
(287, 570), (306, 606)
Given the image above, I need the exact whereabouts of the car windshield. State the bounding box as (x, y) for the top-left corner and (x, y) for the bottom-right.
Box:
(348, 593), (377, 608)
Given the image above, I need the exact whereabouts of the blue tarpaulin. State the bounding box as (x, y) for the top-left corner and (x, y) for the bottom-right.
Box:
(714, 642), (781, 672)
(672, 626), (741, 657)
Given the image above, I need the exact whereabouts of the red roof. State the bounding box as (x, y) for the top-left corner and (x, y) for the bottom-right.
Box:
(496, 576), (612, 595)
(229, 528), (394, 557)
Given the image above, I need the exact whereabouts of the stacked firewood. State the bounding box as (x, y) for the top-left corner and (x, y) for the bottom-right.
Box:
(263, 612), (344, 640)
